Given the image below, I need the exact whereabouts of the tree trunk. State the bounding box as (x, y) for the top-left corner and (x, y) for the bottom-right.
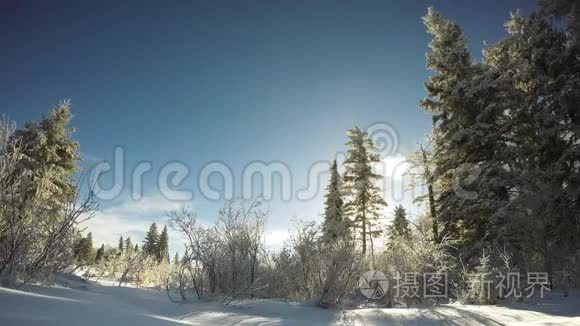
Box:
(361, 214), (367, 255)
(576, 249), (580, 288)
(421, 144), (439, 243)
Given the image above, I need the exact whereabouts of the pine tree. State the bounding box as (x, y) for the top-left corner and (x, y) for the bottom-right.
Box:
(469, 249), (496, 305)
(95, 244), (105, 262)
(73, 233), (94, 265)
(143, 223), (159, 257)
(124, 237), (132, 253)
(157, 226), (170, 263)
(343, 127), (386, 256)
(173, 252), (179, 265)
(540, 0), (580, 46)
(420, 7), (512, 261)
(118, 236), (124, 253)
(11, 101), (80, 213)
(321, 160), (348, 243)
(484, 9), (580, 273)
(86, 232), (94, 263)
(388, 205), (411, 242)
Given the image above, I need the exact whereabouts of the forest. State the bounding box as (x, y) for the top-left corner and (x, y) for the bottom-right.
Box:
(0, 0), (579, 319)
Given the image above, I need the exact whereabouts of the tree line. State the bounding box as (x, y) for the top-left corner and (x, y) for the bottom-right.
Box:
(0, 0), (577, 308)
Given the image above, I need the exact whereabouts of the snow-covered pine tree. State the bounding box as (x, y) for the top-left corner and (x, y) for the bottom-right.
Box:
(86, 232), (94, 263)
(484, 9), (580, 277)
(420, 7), (512, 261)
(124, 237), (132, 254)
(343, 127), (386, 256)
(540, 0), (580, 47)
(95, 244), (105, 262)
(10, 101), (80, 214)
(118, 236), (124, 253)
(157, 226), (170, 263)
(321, 160), (349, 243)
(388, 205), (411, 242)
(143, 223), (159, 257)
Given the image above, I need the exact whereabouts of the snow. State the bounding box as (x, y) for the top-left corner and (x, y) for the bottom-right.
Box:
(1, 275), (579, 325)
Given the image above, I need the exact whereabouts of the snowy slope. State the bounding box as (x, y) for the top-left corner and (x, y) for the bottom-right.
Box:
(1, 277), (579, 325)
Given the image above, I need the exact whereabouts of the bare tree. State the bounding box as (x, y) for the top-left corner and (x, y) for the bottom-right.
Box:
(167, 198), (268, 303)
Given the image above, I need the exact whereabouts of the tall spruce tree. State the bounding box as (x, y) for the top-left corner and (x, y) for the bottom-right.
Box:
(388, 205), (411, 241)
(157, 226), (170, 263)
(321, 160), (348, 243)
(420, 7), (512, 261)
(484, 9), (580, 273)
(118, 236), (124, 253)
(143, 223), (159, 257)
(343, 127), (386, 255)
(124, 237), (132, 253)
(95, 244), (105, 262)
(74, 233), (94, 265)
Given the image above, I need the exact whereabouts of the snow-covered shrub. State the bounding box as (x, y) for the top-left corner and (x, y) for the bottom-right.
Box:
(0, 107), (98, 287)
(376, 215), (457, 307)
(168, 199), (268, 302)
(264, 220), (361, 307)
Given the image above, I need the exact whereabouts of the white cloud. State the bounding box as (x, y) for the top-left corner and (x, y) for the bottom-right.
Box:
(378, 153), (413, 181)
(264, 229), (290, 250)
(82, 194), (188, 253)
(374, 153), (427, 223)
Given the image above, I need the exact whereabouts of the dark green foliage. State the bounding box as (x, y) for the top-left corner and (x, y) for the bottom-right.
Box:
(388, 205), (411, 242)
(124, 237), (132, 253)
(95, 244), (105, 262)
(157, 226), (169, 263)
(420, 6), (580, 276)
(321, 160), (349, 243)
(143, 223), (159, 257)
(74, 233), (94, 265)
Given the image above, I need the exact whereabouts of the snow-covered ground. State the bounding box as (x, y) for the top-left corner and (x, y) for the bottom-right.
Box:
(1, 276), (579, 325)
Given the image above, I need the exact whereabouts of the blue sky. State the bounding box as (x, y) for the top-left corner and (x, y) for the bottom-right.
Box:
(0, 0), (535, 252)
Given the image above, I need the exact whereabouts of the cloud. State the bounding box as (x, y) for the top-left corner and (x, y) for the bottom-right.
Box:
(82, 194), (188, 253)
(378, 154), (413, 181)
(373, 153), (427, 223)
(264, 229), (290, 250)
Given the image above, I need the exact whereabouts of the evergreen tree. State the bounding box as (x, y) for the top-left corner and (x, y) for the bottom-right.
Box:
(157, 226), (170, 263)
(540, 0), (580, 46)
(388, 205), (411, 241)
(124, 237), (132, 253)
(343, 127), (386, 255)
(10, 101), (80, 213)
(86, 232), (94, 263)
(73, 233), (94, 265)
(420, 7), (512, 261)
(484, 10), (580, 272)
(95, 244), (105, 262)
(173, 252), (179, 265)
(181, 248), (189, 265)
(118, 236), (124, 253)
(143, 223), (159, 257)
(134, 244), (139, 252)
(321, 160), (348, 243)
